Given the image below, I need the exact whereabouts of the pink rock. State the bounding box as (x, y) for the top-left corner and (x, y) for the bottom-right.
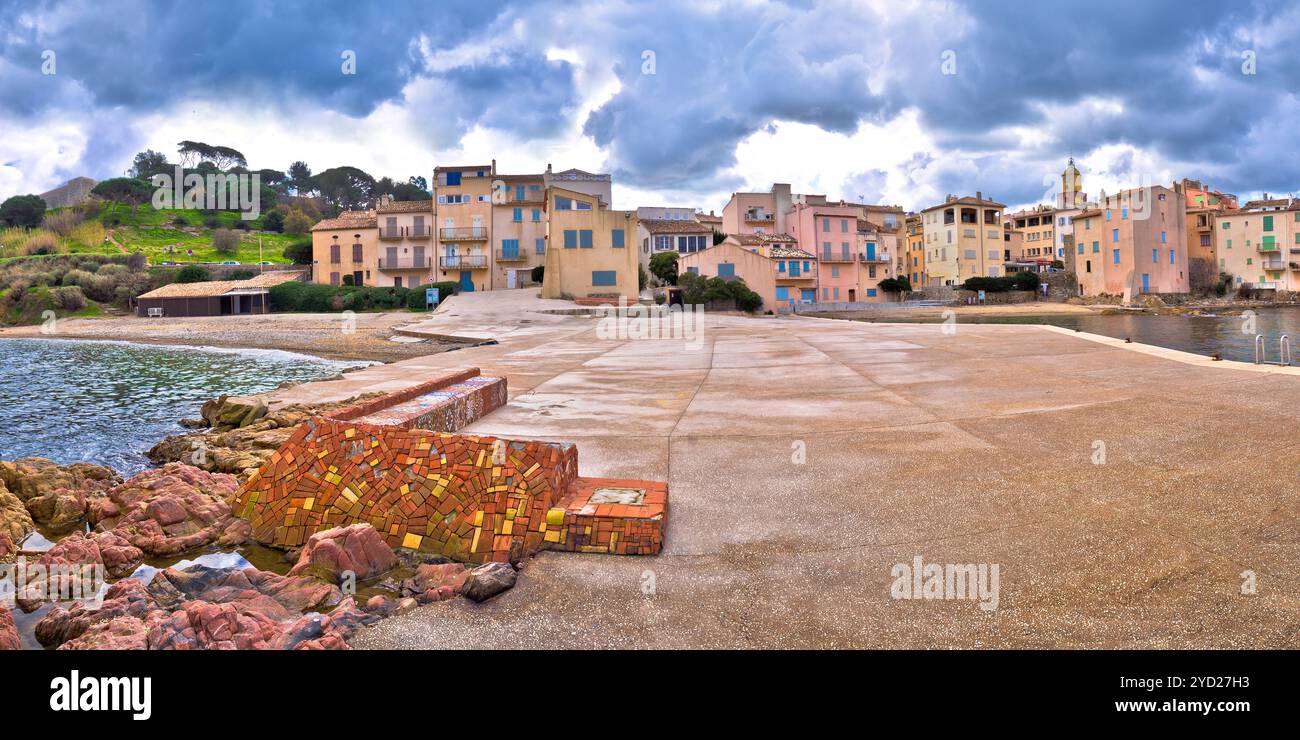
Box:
(148, 600), (286, 650)
(288, 524), (398, 583)
(60, 615), (151, 650)
(400, 562), (468, 599)
(90, 463), (242, 558)
(0, 605), (19, 650)
(36, 578), (162, 648)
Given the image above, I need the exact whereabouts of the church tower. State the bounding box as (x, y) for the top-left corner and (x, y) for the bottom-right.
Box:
(1060, 158), (1084, 208)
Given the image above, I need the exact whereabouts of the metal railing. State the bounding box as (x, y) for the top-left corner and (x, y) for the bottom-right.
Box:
(379, 227), (405, 239)
(377, 257), (432, 270)
(1254, 334), (1293, 365)
(744, 212), (775, 222)
(495, 249), (527, 261)
(438, 254), (488, 269)
(440, 227), (487, 240)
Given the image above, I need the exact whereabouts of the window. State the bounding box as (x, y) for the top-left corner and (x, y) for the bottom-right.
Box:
(445, 171), (461, 186)
(535, 238), (545, 255)
(563, 229), (577, 248)
(515, 185), (525, 201)
(777, 261), (786, 273)
(532, 209), (541, 222)
(591, 270), (617, 286)
(1121, 206), (1128, 219)
(502, 239), (520, 258)
(1105, 210), (1111, 221)
(1112, 228), (1119, 242)
(776, 287), (790, 301)
(823, 218), (831, 231)
(352, 244), (362, 262)
(512, 207), (522, 222)
(1222, 221), (1231, 229)
(555, 197), (573, 211)
(1113, 249), (1121, 265)
(576, 201), (592, 211)
(329, 272), (340, 285)
(330, 244), (341, 263)
(841, 219), (848, 232)
(1169, 249), (1175, 265)
(611, 229), (625, 248)
(867, 288), (877, 297)
(1092, 241), (1099, 253)
(1152, 249), (1158, 263)
(1077, 244), (1084, 255)
(830, 266), (839, 278)
(1263, 215), (1274, 232)
(718, 263), (735, 277)
(579, 230), (593, 248)
(1160, 231), (1167, 244)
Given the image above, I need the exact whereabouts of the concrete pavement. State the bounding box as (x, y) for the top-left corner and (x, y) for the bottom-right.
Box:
(275, 290), (1300, 648)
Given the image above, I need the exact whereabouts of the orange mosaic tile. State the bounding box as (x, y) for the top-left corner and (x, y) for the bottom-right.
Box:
(232, 369), (667, 562)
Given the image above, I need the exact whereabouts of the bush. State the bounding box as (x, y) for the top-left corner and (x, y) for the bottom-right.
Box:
(43, 209), (84, 236)
(23, 232), (60, 256)
(212, 228), (239, 255)
(341, 273), (354, 286)
(227, 269), (256, 280)
(406, 281), (458, 310)
(878, 276), (911, 295)
(282, 240), (313, 264)
(678, 272), (762, 312)
(0, 195), (47, 228)
(649, 252), (678, 285)
(271, 281), (417, 312)
(50, 285), (86, 311)
(171, 212), (189, 226)
(283, 209), (313, 235)
(177, 264), (211, 283)
(961, 273), (1041, 293)
(261, 209), (285, 233)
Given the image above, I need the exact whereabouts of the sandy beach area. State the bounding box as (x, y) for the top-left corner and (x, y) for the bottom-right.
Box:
(0, 311), (463, 362)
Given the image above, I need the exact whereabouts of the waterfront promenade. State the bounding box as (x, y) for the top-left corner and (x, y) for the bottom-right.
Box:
(273, 291), (1300, 648)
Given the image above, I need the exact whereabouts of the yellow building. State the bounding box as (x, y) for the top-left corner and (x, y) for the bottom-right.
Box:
(904, 213), (925, 287)
(374, 198), (436, 288)
(541, 187), (640, 302)
(1215, 198), (1300, 293)
(920, 193), (1006, 286)
(1003, 204), (1057, 272)
(433, 163), (495, 292)
(310, 209), (378, 286)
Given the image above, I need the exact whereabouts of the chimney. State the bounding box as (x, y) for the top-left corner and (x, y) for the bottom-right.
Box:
(491, 158), (496, 174)
(546, 163), (552, 174)
(976, 191), (983, 201)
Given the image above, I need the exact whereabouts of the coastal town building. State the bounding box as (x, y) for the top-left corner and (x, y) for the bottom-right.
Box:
(310, 208), (379, 287)
(713, 233), (813, 310)
(1003, 204), (1058, 272)
(905, 213), (925, 287)
(490, 172), (547, 290)
(433, 162), (495, 292)
(1214, 197), (1300, 293)
(544, 165), (612, 206)
(1054, 158), (1090, 273)
(920, 193), (1006, 286)
(1072, 184), (1188, 297)
(678, 241), (783, 310)
(135, 271), (304, 317)
(540, 187), (640, 302)
(721, 183), (793, 235)
(637, 217), (714, 270)
(1178, 178), (1238, 288)
(375, 197), (435, 289)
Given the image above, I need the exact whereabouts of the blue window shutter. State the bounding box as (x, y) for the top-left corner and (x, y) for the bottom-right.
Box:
(778, 261), (785, 272)
(516, 185), (524, 200)
(564, 230), (577, 248)
(580, 230), (593, 248)
(535, 238), (545, 254)
(446, 171), (461, 186)
(532, 209), (540, 221)
(612, 229), (625, 247)
(776, 287), (790, 301)
(718, 263), (735, 277)
(513, 207), (522, 221)
(591, 270), (617, 286)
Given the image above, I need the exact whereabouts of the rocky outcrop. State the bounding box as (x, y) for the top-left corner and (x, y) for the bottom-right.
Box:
(401, 563), (468, 604)
(288, 524), (398, 584)
(201, 395), (269, 430)
(0, 605), (19, 650)
(146, 565), (342, 615)
(36, 578), (160, 648)
(88, 463), (246, 558)
(61, 615), (151, 650)
(0, 458), (120, 532)
(0, 480), (34, 562)
(460, 561), (518, 603)
(148, 395), (381, 478)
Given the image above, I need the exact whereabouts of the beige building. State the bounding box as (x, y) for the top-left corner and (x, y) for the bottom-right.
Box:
(638, 218), (714, 271)
(721, 183), (793, 235)
(679, 241), (782, 311)
(1003, 204), (1057, 272)
(544, 165), (612, 206)
(374, 198), (435, 288)
(920, 193), (1006, 286)
(491, 173), (547, 289)
(311, 209), (378, 287)
(1215, 198), (1300, 293)
(541, 187), (640, 302)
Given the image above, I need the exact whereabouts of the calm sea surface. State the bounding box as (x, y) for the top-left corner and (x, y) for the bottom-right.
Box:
(0, 338), (362, 474)
(882, 306), (1300, 364)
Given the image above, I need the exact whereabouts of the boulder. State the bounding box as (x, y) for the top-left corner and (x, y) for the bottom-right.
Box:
(0, 458), (120, 532)
(89, 463), (245, 558)
(278, 597), (379, 650)
(0, 605), (18, 650)
(288, 524), (398, 584)
(205, 395), (269, 430)
(400, 563), (468, 604)
(36, 578), (161, 648)
(459, 561), (518, 603)
(0, 481), (34, 562)
(147, 600), (285, 650)
(60, 615), (151, 650)
(147, 565), (341, 615)
(11, 530), (136, 611)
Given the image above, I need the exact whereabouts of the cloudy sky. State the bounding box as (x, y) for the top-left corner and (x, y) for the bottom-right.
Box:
(0, 0), (1296, 213)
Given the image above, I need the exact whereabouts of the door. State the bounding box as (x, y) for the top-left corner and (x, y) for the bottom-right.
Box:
(394, 277), (402, 288)
(865, 243), (876, 261)
(386, 246), (398, 268)
(352, 270), (363, 287)
(1141, 273), (1150, 293)
(507, 269), (518, 289)
(413, 246), (425, 268)
(460, 270), (475, 292)
(848, 289), (856, 302)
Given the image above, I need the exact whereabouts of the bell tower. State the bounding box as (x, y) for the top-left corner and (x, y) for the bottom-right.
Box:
(1060, 157), (1084, 208)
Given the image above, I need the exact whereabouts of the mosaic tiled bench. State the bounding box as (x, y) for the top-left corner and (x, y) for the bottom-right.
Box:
(233, 369), (666, 563)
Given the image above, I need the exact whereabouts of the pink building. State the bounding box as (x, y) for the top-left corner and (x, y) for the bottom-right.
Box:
(721, 183), (793, 236)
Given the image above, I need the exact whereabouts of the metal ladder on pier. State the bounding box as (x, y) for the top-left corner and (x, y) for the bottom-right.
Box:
(1254, 334), (1293, 366)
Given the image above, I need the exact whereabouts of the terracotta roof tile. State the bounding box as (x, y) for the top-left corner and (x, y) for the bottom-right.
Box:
(137, 271), (306, 299)
(641, 219), (712, 235)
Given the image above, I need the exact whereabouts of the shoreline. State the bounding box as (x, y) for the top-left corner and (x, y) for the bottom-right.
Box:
(0, 311), (463, 363)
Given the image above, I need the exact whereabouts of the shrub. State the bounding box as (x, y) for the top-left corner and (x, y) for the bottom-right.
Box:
(878, 276), (911, 295)
(23, 231), (60, 256)
(649, 252), (678, 285)
(282, 240), (313, 264)
(50, 285), (86, 311)
(283, 209), (314, 235)
(341, 273), (354, 286)
(43, 209), (84, 236)
(177, 264), (211, 283)
(212, 228), (240, 255)
(227, 269), (256, 280)
(406, 281), (457, 310)
(678, 272), (762, 312)
(261, 209), (285, 233)
(171, 212), (190, 226)
(0, 194), (47, 228)
(1008, 270), (1040, 291)
(203, 215), (221, 229)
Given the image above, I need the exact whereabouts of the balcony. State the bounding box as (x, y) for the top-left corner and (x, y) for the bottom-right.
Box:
(744, 212), (775, 222)
(819, 252), (857, 262)
(377, 257), (432, 271)
(408, 225), (432, 239)
(440, 227), (488, 241)
(495, 249), (528, 262)
(379, 226), (405, 240)
(439, 254), (488, 269)
(860, 252), (892, 263)
(1257, 241), (1280, 253)
(1262, 258), (1285, 271)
